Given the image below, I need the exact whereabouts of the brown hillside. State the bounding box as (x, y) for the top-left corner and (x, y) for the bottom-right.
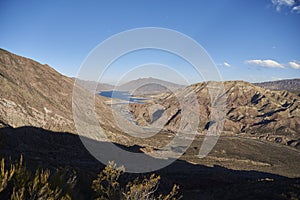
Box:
(130, 81), (300, 148)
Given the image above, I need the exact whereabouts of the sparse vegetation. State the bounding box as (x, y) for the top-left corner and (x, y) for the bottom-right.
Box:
(92, 161), (181, 200)
(0, 156), (71, 200)
(0, 157), (181, 200)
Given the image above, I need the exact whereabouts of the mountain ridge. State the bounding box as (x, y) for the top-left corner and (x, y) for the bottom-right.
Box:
(254, 79), (300, 95)
(77, 77), (184, 95)
(130, 80), (300, 148)
(117, 77), (184, 95)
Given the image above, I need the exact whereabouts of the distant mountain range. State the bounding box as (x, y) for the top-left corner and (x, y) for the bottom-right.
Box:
(77, 77), (184, 95)
(254, 79), (300, 95)
(117, 77), (184, 95)
(73, 78), (114, 92)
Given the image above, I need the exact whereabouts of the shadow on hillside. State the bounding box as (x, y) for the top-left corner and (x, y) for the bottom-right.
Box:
(0, 126), (299, 200)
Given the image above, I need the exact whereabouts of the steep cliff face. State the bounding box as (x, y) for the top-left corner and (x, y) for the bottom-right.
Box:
(130, 81), (300, 148)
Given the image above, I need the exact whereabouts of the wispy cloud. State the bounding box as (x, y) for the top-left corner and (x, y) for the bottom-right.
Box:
(292, 5), (300, 12)
(272, 0), (295, 6)
(271, 0), (300, 13)
(245, 59), (284, 68)
(289, 61), (300, 69)
(223, 62), (231, 67)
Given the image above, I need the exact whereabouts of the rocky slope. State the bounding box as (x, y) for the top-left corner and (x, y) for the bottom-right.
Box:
(130, 81), (300, 148)
(0, 49), (74, 131)
(0, 48), (118, 134)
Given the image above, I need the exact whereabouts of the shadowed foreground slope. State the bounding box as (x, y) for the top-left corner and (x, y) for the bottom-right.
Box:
(0, 126), (299, 200)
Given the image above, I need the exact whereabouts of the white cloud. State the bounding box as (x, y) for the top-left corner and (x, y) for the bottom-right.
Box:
(272, 0), (295, 10)
(292, 5), (300, 12)
(272, 0), (295, 6)
(245, 59), (285, 68)
(271, 0), (300, 13)
(289, 61), (300, 69)
(223, 62), (231, 67)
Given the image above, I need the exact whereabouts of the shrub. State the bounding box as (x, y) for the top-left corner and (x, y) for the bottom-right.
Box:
(92, 161), (124, 200)
(0, 156), (71, 200)
(92, 161), (181, 200)
(0, 157), (15, 193)
(1, 157), (182, 200)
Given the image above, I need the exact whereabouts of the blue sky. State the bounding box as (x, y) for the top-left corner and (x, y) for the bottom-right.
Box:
(0, 0), (300, 84)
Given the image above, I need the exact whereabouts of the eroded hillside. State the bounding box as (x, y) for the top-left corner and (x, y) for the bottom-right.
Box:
(130, 81), (300, 148)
